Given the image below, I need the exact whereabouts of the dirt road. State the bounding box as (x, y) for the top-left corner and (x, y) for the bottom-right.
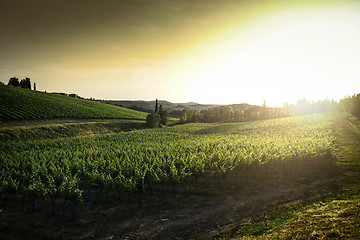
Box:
(0, 119), (146, 130)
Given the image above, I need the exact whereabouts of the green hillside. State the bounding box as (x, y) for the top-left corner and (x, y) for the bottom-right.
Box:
(0, 85), (147, 122)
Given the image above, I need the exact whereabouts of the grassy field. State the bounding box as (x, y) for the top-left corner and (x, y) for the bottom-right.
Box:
(0, 120), (147, 141)
(2, 112), (359, 239)
(0, 85), (147, 122)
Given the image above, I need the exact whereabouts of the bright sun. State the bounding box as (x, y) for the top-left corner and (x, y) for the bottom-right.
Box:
(174, 3), (360, 106)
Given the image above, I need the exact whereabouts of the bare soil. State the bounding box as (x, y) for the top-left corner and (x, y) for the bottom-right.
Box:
(0, 119), (145, 130)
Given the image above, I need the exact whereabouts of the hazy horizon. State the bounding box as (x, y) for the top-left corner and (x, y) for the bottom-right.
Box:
(1, 0), (360, 107)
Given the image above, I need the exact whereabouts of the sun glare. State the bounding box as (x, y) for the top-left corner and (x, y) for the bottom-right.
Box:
(175, 3), (360, 106)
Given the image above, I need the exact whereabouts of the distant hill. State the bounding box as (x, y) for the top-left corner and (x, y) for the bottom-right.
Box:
(0, 86), (147, 122)
(100, 100), (222, 113)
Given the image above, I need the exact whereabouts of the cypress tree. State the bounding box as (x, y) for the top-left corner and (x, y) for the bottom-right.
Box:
(25, 77), (31, 89)
(19, 79), (26, 88)
(155, 99), (158, 112)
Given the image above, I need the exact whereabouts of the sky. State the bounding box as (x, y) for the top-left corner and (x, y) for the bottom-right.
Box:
(1, 0), (360, 106)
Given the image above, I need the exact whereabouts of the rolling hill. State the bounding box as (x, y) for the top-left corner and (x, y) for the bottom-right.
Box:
(0, 85), (147, 122)
(100, 99), (222, 113)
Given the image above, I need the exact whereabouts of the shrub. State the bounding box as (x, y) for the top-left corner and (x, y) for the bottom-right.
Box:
(146, 112), (160, 128)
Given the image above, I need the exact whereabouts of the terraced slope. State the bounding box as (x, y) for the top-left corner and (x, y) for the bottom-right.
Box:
(0, 86), (147, 122)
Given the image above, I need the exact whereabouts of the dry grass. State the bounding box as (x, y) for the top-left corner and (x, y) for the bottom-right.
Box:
(255, 199), (360, 240)
(234, 198), (360, 240)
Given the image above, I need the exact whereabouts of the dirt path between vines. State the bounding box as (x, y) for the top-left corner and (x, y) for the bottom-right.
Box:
(80, 174), (341, 240)
(0, 119), (145, 130)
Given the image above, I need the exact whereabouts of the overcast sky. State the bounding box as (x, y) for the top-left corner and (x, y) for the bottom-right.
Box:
(1, 0), (360, 106)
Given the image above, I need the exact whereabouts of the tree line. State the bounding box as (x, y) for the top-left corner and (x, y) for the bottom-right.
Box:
(6, 77), (36, 90)
(146, 97), (343, 126)
(177, 98), (343, 124)
(178, 104), (287, 124)
(283, 98), (339, 116)
(342, 93), (360, 118)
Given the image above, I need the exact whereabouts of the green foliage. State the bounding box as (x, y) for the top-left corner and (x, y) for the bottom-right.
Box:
(180, 108), (200, 123)
(283, 98), (339, 115)
(220, 105), (233, 123)
(342, 93), (360, 117)
(0, 114), (337, 206)
(0, 85), (147, 122)
(7, 77), (19, 87)
(158, 105), (169, 125)
(19, 78), (31, 89)
(146, 111), (160, 128)
(155, 99), (158, 112)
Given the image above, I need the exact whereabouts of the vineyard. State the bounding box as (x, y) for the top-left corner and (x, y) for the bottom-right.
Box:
(0, 114), (336, 213)
(0, 85), (147, 121)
